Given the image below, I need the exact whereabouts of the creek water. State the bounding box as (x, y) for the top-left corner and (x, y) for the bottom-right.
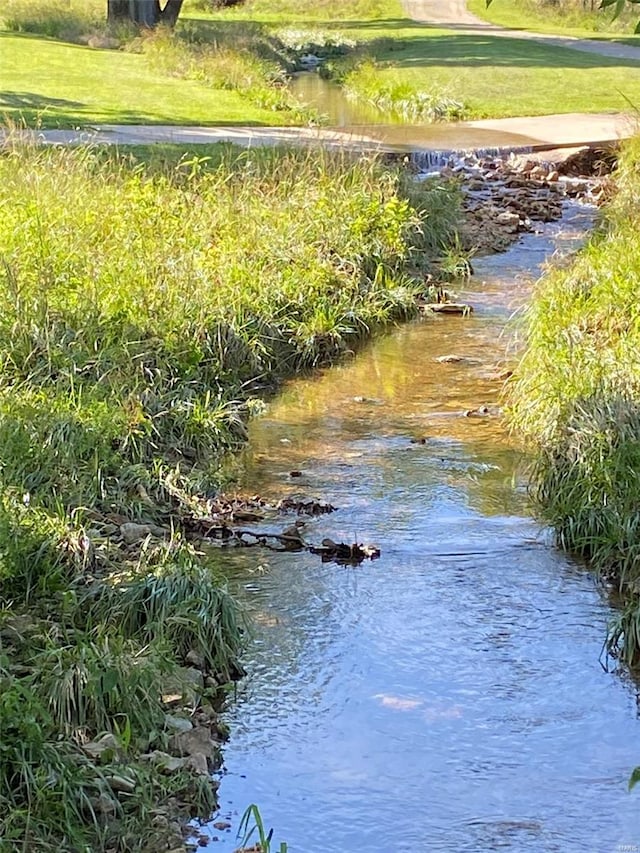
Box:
(201, 204), (640, 852)
(289, 72), (544, 152)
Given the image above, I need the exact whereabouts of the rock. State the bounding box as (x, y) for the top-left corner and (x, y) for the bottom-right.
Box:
(170, 725), (217, 765)
(185, 649), (205, 670)
(142, 750), (188, 775)
(547, 169), (560, 182)
(436, 354), (464, 363)
(162, 667), (204, 708)
(423, 302), (473, 315)
(106, 774), (136, 794)
(90, 792), (118, 816)
(165, 714), (194, 734)
(185, 752), (210, 775)
(82, 733), (119, 762)
(529, 165), (547, 179)
(495, 212), (520, 230)
(120, 521), (168, 544)
(213, 821), (231, 831)
(436, 355), (481, 364)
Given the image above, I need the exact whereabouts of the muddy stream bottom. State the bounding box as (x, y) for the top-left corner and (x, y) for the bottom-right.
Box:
(202, 205), (640, 853)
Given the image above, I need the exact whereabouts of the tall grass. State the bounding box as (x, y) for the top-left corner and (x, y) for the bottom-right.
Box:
(0, 142), (458, 516)
(137, 23), (318, 120)
(341, 59), (466, 122)
(0, 0), (104, 39)
(0, 139), (459, 849)
(510, 135), (640, 661)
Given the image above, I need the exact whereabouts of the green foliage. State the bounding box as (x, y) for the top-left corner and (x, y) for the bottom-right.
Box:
(28, 633), (175, 739)
(137, 23), (317, 120)
(0, 139), (459, 849)
(629, 765), (640, 791)
(92, 545), (245, 681)
(0, 668), (111, 851)
(341, 59), (466, 122)
(0, 0), (103, 39)
(483, 0), (640, 34)
(0, 142), (457, 513)
(238, 804), (288, 853)
(510, 135), (640, 661)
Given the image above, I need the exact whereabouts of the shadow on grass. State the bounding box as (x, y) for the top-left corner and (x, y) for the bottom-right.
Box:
(185, 14), (640, 68)
(0, 92), (277, 129)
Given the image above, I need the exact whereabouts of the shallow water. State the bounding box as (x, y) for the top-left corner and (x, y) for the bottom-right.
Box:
(289, 72), (542, 152)
(203, 206), (640, 853)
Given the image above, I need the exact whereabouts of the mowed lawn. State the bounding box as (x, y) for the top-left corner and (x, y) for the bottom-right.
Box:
(466, 0), (640, 44)
(0, 32), (291, 127)
(2, 0), (640, 127)
(192, 2), (640, 119)
(360, 25), (640, 118)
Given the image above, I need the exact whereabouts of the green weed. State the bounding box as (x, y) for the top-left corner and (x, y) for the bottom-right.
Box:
(238, 804), (288, 853)
(342, 59), (467, 122)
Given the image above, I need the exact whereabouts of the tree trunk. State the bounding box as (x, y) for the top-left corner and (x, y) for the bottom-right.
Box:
(159, 0), (185, 27)
(106, 0), (184, 27)
(107, 0), (130, 22)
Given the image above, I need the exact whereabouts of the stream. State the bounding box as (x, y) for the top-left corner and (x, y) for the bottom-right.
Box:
(288, 72), (549, 152)
(201, 204), (640, 852)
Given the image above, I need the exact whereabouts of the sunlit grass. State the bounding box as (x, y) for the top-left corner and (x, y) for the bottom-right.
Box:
(510, 135), (640, 661)
(468, 0), (640, 42)
(0, 137), (460, 849)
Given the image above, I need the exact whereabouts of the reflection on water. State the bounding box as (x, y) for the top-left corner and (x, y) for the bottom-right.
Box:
(204, 206), (640, 853)
(289, 72), (544, 151)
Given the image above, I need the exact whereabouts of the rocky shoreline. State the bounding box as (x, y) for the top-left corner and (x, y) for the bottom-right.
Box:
(431, 144), (615, 256)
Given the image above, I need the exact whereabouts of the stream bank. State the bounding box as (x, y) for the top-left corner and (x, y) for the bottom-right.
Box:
(196, 152), (640, 853)
(510, 135), (640, 670)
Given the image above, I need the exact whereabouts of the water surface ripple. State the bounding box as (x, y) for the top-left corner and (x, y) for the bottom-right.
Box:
(206, 207), (640, 853)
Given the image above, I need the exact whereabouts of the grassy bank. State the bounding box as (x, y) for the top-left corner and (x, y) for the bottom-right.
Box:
(0, 139), (459, 850)
(510, 136), (640, 665)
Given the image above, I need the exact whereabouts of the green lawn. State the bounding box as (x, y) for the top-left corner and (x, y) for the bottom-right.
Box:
(467, 0), (640, 44)
(363, 26), (640, 118)
(191, 1), (640, 119)
(0, 32), (296, 127)
(2, 0), (640, 128)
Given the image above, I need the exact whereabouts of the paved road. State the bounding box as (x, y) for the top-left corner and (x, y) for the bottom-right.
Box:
(15, 110), (630, 155)
(403, 0), (640, 61)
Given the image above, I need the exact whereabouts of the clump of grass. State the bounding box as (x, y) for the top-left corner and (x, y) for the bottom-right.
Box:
(28, 632), (175, 739)
(91, 543), (245, 682)
(238, 804), (288, 852)
(341, 59), (466, 122)
(0, 0), (103, 40)
(0, 141), (459, 514)
(138, 25), (315, 119)
(510, 135), (640, 661)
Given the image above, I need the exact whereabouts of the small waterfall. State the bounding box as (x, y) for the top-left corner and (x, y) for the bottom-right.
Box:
(409, 145), (535, 173)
